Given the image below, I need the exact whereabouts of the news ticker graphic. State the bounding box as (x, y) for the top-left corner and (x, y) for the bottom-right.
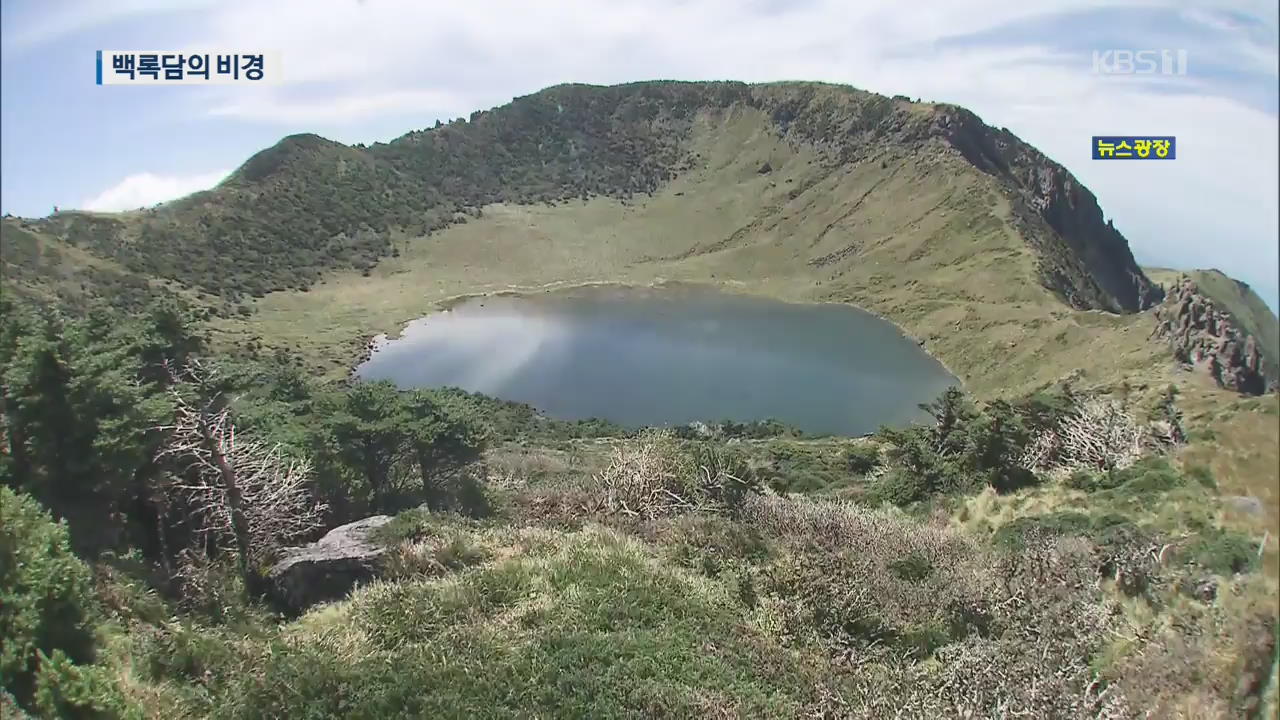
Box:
(1091, 136), (1176, 160)
(96, 50), (281, 85)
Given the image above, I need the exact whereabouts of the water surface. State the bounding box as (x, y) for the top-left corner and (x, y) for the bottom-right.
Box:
(356, 285), (957, 436)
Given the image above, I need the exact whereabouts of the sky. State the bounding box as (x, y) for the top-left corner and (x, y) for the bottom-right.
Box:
(2, 0), (1277, 309)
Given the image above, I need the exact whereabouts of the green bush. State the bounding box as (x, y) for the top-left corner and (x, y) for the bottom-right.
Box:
(872, 389), (1037, 505)
(685, 442), (760, 509)
(1184, 528), (1260, 575)
(888, 552), (934, 582)
(0, 488), (98, 709)
(1100, 457), (1184, 495)
(136, 622), (242, 684)
(992, 512), (1095, 550)
(32, 649), (126, 719)
(1065, 469), (1100, 491)
(664, 515), (771, 577)
(843, 444), (881, 475)
(991, 511), (1148, 556)
(869, 468), (931, 507)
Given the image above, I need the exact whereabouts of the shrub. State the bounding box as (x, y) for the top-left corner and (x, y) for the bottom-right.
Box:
(0, 691), (31, 719)
(873, 389), (1039, 505)
(742, 496), (991, 662)
(992, 512), (1094, 550)
(1099, 456), (1184, 496)
(32, 649), (126, 719)
(1064, 468), (1099, 491)
(1018, 395), (1151, 474)
(843, 443), (881, 475)
(136, 622), (243, 684)
(443, 471), (497, 519)
(685, 442), (761, 508)
(0, 488), (98, 709)
(591, 431), (760, 518)
(888, 552), (934, 582)
(661, 514), (770, 577)
(869, 468), (931, 507)
(1184, 528), (1260, 575)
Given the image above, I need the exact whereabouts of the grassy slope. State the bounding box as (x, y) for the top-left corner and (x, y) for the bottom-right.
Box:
(0, 217), (171, 308)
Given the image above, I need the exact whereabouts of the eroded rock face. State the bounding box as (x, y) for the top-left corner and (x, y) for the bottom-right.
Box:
(925, 107), (1163, 314)
(267, 515), (392, 613)
(1152, 277), (1274, 395)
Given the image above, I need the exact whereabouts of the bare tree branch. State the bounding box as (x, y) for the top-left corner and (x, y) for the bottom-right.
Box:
(155, 361), (327, 582)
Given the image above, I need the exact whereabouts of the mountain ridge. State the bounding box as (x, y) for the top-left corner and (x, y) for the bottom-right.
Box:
(5, 80), (1158, 317)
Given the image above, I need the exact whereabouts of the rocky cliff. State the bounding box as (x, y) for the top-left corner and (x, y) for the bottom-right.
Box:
(926, 106), (1163, 313)
(1152, 276), (1275, 395)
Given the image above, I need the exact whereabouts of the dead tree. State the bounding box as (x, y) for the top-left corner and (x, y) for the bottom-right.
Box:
(1018, 397), (1150, 474)
(1057, 398), (1147, 472)
(157, 361), (326, 591)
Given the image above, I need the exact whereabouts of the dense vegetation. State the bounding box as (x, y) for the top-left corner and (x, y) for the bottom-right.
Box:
(0, 291), (1275, 718)
(0, 220), (177, 313)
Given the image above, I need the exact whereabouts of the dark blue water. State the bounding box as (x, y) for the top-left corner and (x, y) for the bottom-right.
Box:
(356, 285), (957, 436)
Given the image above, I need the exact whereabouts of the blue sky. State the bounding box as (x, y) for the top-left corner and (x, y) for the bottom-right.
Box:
(2, 0), (1277, 309)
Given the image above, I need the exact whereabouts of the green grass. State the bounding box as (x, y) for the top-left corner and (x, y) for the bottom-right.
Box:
(162, 527), (832, 720)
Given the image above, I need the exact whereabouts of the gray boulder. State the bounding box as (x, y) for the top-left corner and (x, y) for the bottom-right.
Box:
(1224, 495), (1265, 517)
(267, 515), (393, 613)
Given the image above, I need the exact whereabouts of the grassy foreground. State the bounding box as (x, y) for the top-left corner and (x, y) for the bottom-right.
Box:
(83, 426), (1278, 719)
(3, 294), (1276, 718)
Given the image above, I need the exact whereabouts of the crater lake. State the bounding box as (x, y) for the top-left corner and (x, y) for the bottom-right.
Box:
(355, 285), (958, 436)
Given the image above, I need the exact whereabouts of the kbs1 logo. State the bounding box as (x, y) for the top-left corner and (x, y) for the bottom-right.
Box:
(1092, 49), (1188, 76)
(96, 50), (281, 84)
(1092, 136), (1176, 160)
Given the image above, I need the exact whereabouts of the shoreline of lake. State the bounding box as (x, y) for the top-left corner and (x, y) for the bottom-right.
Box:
(353, 282), (959, 436)
(355, 278), (965, 390)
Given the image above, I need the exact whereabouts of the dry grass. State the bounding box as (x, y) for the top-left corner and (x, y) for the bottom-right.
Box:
(1177, 391), (1280, 575)
(482, 443), (608, 488)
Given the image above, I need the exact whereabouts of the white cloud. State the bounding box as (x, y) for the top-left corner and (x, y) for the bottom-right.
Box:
(81, 169), (231, 212)
(0, 0), (214, 56)
(207, 88), (469, 124)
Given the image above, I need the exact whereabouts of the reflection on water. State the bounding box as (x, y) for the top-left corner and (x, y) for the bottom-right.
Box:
(356, 286), (958, 436)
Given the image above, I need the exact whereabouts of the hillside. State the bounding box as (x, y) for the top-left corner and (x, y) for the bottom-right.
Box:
(5, 82), (1158, 311)
(0, 215), (180, 312)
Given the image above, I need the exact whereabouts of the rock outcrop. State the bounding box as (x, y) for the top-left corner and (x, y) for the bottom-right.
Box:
(267, 515), (392, 613)
(1152, 277), (1274, 395)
